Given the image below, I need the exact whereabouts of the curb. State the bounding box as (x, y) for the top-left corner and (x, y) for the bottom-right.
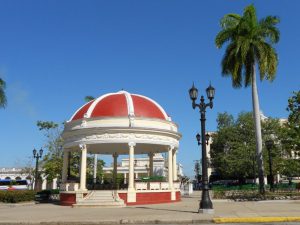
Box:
(213, 217), (300, 223)
(0, 201), (36, 207)
(0, 219), (214, 225)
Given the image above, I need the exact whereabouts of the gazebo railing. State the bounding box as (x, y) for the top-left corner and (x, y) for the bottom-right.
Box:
(135, 181), (180, 191)
(61, 181), (180, 191)
(61, 182), (79, 191)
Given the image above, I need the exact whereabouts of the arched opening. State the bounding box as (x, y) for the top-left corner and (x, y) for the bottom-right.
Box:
(15, 176), (22, 180)
(5, 177), (11, 180)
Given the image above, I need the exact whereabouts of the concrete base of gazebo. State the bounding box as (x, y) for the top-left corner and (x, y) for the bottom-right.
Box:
(118, 190), (181, 205)
(60, 182), (181, 206)
(60, 190), (181, 206)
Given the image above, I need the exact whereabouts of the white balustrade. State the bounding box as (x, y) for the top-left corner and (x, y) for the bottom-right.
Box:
(149, 182), (160, 190)
(61, 183), (79, 191)
(60, 183), (68, 191)
(173, 182), (180, 190)
(135, 182), (147, 190)
(160, 182), (169, 190)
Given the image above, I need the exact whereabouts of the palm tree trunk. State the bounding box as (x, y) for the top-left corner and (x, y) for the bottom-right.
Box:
(251, 65), (265, 195)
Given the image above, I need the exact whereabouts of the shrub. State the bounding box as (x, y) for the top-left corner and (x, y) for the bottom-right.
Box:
(37, 189), (59, 195)
(212, 189), (300, 201)
(213, 190), (226, 199)
(0, 190), (35, 203)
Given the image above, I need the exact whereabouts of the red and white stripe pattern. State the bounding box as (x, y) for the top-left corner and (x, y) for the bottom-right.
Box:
(69, 91), (170, 121)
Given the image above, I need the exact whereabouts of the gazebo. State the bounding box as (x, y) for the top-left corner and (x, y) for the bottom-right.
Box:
(60, 91), (182, 206)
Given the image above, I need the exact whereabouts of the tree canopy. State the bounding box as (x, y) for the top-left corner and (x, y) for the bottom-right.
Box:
(215, 4), (280, 87)
(210, 111), (299, 183)
(0, 78), (7, 108)
(37, 121), (63, 181)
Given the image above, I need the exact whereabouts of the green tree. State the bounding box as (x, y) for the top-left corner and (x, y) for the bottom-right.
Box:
(0, 78), (7, 108)
(284, 91), (300, 152)
(261, 117), (285, 180)
(278, 91), (300, 178)
(287, 91), (300, 126)
(215, 4), (280, 194)
(85, 96), (95, 102)
(37, 120), (63, 182)
(211, 112), (286, 184)
(211, 112), (256, 183)
(217, 112), (234, 129)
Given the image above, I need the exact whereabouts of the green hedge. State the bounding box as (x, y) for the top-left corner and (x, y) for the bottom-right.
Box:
(0, 190), (36, 203)
(37, 189), (59, 195)
(211, 183), (298, 191)
(212, 184), (258, 191)
(213, 190), (300, 201)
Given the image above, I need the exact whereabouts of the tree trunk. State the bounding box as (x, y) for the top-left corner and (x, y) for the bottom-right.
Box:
(251, 65), (265, 195)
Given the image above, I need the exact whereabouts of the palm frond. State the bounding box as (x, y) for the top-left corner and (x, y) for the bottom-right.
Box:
(215, 28), (235, 48)
(259, 16), (280, 43)
(243, 4), (257, 29)
(0, 78), (7, 108)
(215, 4), (280, 88)
(220, 14), (241, 29)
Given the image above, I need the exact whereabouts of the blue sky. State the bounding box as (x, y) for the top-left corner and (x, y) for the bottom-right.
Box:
(0, 1), (299, 177)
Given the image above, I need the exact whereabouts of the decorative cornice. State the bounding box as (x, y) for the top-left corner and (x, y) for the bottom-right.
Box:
(79, 143), (86, 150)
(169, 145), (175, 151)
(128, 142), (136, 147)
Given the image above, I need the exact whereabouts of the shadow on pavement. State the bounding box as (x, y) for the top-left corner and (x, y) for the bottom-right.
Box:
(132, 206), (199, 214)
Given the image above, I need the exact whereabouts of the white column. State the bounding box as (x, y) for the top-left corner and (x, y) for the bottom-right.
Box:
(124, 173), (127, 184)
(52, 178), (57, 189)
(128, 143), (135, 190)
(93, 154), (98, 184)
(127, 142), (136, 202)
(149, 153), (154, 177)
(79, 144), (87, 191)
(168, 147), (173, 189)
(42, 177), (47, 190)
(113, 152), (118, 189)
(62, 150), (69, 183)
(168, 146), (176, 200)
(173, 149), (178, 181)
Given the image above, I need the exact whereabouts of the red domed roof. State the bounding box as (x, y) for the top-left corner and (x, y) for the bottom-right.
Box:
(70, 91), (170, 121)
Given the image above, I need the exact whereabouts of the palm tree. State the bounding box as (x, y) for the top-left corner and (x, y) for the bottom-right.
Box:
(0, 78), (7, 108)
(215, 4), (280, 194)
(84, 96), (95, 102)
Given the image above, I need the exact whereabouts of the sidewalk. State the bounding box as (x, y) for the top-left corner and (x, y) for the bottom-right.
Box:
(0, 191), (299, 224)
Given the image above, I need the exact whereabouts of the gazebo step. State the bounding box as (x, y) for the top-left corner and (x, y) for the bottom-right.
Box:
(73, 202), (125, 208)
(76, 190), (124, 207)
(80, 199), (117, 202)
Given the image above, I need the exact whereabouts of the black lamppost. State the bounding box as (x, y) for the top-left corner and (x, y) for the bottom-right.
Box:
(265, 139), (274, 192)
(196, 133), (210, 146)
(189, 83), (215, 213)
(33, 148), (43, 191)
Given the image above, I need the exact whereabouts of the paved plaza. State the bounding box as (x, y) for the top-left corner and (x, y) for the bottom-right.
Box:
(0, 191), (299, 224)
